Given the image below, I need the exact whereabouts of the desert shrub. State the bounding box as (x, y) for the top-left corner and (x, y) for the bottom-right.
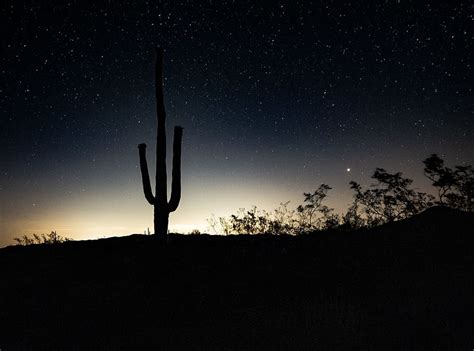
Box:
(210, 205), (287, 235)
(214, 206), (296, 235)
(423, 154), (473, 212)
(228, 206), (267, 234)
(296, 184), (339, 232)
(13, 231), (72, 246)
(207, 214), (233, 235)
(349, 168), (434, 227)
(265, 201), (299, 234)
(340, 202), (365, 231)
(207, 185), (337, 235)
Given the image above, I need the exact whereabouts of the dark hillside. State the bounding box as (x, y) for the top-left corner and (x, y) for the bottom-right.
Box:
(1, 207), (473, 350)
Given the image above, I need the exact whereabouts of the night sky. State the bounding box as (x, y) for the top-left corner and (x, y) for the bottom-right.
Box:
(1, 1), (472, 245)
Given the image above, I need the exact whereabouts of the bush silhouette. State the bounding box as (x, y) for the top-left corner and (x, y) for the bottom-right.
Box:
(206, 156), (474, 235)
(296, 184), (339, 231)
(207, 185), (337, 235)
(349, 168), (434, 227)
(423, 154), (473, 212)
(13, 231), (72, 246)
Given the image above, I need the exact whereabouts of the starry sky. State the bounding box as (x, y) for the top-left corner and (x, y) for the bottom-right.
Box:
(1, 1), (472, 246)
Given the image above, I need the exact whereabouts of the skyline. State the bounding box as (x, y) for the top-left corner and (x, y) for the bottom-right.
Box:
(1, 1), (473, 246)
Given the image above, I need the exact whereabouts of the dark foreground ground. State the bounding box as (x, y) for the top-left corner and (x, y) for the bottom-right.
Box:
(1, 207), (473, 350)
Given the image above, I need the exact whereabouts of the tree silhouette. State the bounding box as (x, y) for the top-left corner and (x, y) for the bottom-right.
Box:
(138, 48), (183, 239)
(341, 202), (365, 231)
(296, 184), (338, 231)
(423, 154), (473, 212)
(205, 156), (473, 235)
(350, 168), (433, 226)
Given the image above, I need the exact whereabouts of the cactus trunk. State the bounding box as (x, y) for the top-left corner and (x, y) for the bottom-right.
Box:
(138, 48), (183, 241)
(155, 207), (169, 238)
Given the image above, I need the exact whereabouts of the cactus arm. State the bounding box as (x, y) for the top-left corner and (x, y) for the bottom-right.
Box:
(138, 143), (156, 205)
(168, 126), (183, 212)
(155, 47), (168, 208)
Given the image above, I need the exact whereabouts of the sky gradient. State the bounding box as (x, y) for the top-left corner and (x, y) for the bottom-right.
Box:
(1, 1), (472, 246)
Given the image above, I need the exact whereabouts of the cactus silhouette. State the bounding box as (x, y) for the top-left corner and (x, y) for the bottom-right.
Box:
(138, 48), (183, 240)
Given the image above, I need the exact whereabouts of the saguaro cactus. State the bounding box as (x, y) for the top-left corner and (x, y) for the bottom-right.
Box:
(138, 48), (183, 239)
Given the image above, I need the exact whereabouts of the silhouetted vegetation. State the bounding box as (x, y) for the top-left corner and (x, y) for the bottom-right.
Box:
(296, 184), (340, 231)
(13, 231), (72, 245)
(138, 48), (183, 239)
(209, 156), (472, 234)
(423, 154), (473, 212)
(207, 204), (294, 235)
(348, 168), (434, 227)
(208, 185), (336, 235)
